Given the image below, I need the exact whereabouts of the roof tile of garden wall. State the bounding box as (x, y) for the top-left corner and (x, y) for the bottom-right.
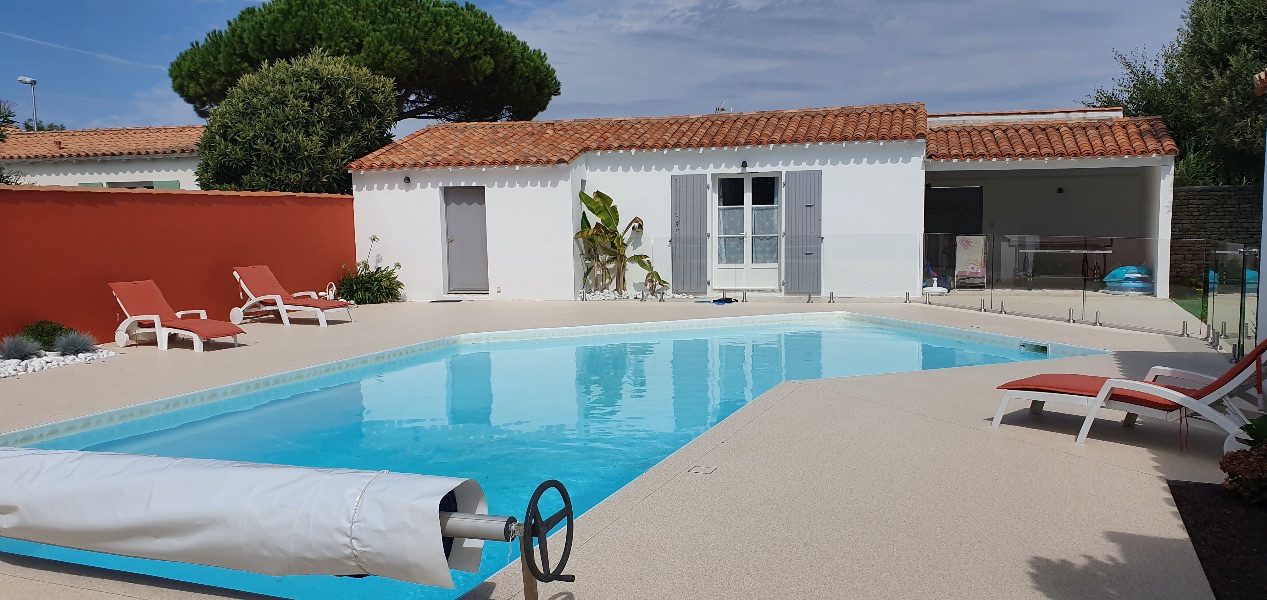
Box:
(350, 103), (928, 170)
(926, 117), (1177, 161)
(0, 125), (204, 160)
(0, 184), (346, 199)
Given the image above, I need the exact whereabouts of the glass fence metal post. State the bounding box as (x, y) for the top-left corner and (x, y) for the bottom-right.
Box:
(1239, 248), (1258, 356)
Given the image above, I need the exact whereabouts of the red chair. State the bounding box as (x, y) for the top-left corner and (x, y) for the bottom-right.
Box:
(993, 342), (1264, 450)
(110, 280), (244, 352)
(231, 265), (352, 327)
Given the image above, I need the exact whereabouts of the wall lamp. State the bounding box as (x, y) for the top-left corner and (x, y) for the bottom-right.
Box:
(403, 176), (411, 184)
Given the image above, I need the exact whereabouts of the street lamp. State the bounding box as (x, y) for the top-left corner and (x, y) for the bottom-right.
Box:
(16, 76), (36, 131)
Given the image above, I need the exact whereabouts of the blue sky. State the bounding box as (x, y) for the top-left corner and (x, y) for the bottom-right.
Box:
(0, 0), (1188, 135)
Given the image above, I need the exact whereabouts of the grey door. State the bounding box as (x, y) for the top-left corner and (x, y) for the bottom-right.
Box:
(444, 187), (490, 293)
(671, 174), (709, 293)
(784, 170), (822, 293)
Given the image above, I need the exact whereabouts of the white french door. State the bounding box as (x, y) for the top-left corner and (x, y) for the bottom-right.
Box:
(713, 174), (780, 290)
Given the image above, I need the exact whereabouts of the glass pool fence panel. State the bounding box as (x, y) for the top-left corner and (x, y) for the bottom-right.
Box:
(922, 233), (990, 311)
(918, 234), (1223, 337)
(992, 234), (1104, 324)
(1168, 238), (1210, 337)
(1206, 241), (1243, 349)
(1205, 241), (1260, 355)
(1083, 236), (1178, 333)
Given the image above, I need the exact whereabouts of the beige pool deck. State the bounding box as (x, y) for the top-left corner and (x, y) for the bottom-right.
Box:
(0, 299), (1245, 599)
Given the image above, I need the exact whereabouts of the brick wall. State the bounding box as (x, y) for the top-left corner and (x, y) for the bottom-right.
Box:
(0, 185), (354, 341)
(1171, 185), (1262, 286)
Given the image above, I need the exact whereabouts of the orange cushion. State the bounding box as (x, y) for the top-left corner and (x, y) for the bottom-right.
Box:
(998, 373), (1195, 412)
(284, 297), (349, 310)
(160, 317), (244, 340)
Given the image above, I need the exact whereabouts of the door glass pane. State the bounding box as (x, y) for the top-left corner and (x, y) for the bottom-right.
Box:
(719, 237), (745, 264)
(719, 207), (744, 235)
(752, 236), (779, 264)
(752, 177), (778, 206)
(719, 178), (744, 207)
(753, 206), (778, 235)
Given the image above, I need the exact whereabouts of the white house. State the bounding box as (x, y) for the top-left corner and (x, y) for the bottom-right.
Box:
(0, 125), (203, 189)
(348, 103), (1178, 301)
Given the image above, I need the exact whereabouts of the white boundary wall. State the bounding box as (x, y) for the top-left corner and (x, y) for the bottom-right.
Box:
(2, 154), (200, 189)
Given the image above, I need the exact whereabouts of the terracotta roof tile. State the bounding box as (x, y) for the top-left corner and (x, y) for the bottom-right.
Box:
(349, 104), (926, 170)
(926, 117), (1177, 161)
(0, 184), (347, 199)
(0, 125), (203, 161)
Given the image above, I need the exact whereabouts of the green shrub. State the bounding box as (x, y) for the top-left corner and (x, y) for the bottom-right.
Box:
(0, 335), (42, 360)
(337, 235), (404, 305)
(337, 263), (403, 304)
(54, 331), (98, 356)
(20, 321), (69, 349)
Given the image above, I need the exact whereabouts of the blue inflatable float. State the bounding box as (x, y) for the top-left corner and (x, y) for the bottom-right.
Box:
(1103, 265), (1154, 295)
(1209, 269), (1259, 294)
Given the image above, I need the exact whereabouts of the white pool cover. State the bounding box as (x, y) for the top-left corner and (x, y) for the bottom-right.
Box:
(0, 447), (487, 588)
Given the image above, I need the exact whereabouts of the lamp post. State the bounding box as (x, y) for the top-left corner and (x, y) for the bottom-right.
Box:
(16, 76), (36, 131)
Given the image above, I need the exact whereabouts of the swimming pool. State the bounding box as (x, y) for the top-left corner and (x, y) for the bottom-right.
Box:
(0, 313), (1090, 599)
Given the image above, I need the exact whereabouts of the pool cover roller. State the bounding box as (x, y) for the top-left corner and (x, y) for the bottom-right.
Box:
(0, 447), (487, 588)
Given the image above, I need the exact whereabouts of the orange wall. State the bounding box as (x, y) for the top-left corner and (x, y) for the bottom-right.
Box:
(0, 186), (355, 341)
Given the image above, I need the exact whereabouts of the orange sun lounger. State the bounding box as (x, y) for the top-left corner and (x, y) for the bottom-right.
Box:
(993, 341), (1264, 451)
(110, 280), (244, 352)
(230, 265), (352, 327)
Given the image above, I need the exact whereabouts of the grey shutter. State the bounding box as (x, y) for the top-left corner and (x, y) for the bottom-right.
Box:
(784, 170), (822, 293)
(671, 174), (708, 293)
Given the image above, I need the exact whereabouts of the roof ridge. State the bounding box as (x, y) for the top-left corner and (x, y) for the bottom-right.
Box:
(0, 184), (347, 198)
(929, 107), (1123, 117)
(931, 115), (1164, 129)
(426, 103), (926, 128)
(7, 124), (205, 136)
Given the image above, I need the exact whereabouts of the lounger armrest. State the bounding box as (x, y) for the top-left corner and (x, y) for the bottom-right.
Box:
(119, 314), (161, 329)
(257, 294), (286, 308)
(175, 310), (208, 320)
(1144, 366), (1216, 385)
(1099, 378), (1248, 436)
(292, 291), (318, 299)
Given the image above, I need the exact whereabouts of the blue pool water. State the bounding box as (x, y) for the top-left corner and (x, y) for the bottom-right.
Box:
(2, 319), (1055, 599)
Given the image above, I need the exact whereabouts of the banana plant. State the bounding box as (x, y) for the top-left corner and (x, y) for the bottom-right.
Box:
(576, 211), (615, 291)
(575, 190), (668, 294)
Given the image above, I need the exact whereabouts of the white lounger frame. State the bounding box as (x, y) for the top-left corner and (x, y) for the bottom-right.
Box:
(112, 294), (238, 353)
(230, 271), (352, 328)
(993, 365), (1256, 452)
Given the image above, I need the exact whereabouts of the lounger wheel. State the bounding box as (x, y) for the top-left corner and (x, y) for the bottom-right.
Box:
(230, 307), (245, 325)
(521, 480), (576, 583)
(114, 321), (138, 348)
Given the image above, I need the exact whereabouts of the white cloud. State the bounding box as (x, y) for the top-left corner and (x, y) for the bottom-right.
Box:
(496, 0), (1188, 119)
(82, 85), (202, 129)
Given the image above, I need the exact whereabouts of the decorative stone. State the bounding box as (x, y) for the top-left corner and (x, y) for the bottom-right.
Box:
(0, 348), (116, 379)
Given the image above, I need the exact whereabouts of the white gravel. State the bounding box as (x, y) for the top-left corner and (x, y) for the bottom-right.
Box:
(0, 349), (116, 379)
(580, 290), (694, 301)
